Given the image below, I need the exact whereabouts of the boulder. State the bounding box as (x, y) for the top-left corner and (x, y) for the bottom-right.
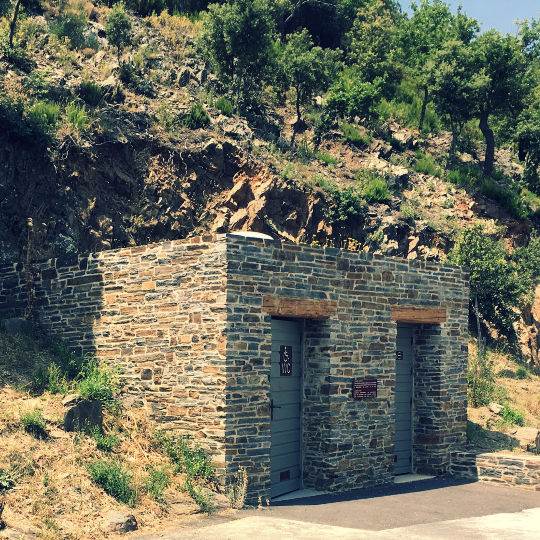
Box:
(489, 402), (503, 414)
(64, 399), (103, 432)
(102, 511), (138, 533)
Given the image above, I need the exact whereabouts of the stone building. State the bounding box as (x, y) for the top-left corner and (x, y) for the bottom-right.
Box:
(0, 234), (469, 501)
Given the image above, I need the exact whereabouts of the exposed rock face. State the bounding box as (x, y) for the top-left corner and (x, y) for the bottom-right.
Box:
(515, 284), (540, 366)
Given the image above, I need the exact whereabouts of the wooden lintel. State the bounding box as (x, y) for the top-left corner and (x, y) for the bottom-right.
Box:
(263, 295), (337, 320)
(391, 306), (446, 324)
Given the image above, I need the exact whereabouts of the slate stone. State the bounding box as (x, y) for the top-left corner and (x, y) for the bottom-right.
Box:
(64, 399), (103, 432)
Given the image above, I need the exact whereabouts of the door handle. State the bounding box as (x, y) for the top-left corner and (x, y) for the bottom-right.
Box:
(270, 399), (281, 420)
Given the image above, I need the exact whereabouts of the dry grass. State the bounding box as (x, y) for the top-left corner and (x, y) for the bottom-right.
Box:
(467, 342), (540, 453)
(0, 386), (226, 538)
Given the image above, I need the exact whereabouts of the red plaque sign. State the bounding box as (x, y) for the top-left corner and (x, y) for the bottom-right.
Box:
(352, 377), (377, 400)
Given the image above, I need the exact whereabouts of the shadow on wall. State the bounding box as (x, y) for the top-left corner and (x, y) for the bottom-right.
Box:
(0, 252), (105, 388)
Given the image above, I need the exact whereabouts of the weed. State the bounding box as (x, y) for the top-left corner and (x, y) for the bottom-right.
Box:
(47, 362), (68, 394)
(185, 476), (214, 513)
(413, 151), (442, 178)
(0, 467), (18, 493)
(28, 101), (60, 127)
(79, 80), (103, 106)
(296, 137), (315, 163)
(280, 163), (296, 181)
(467, 349), (494, 407)
(367, 227), (384, 249)
(226, 467), (248, 509)
(21, 408), (48, 439)
(358, 171), (391, 203)
(341, 123), (371, 146)
(144, 466), (170, 503)
(76, 358), (120, 411)
(214, 96), (233, 116)
(92, 427), (120, 452)
(176, 103), (210, 129)
(500, 404), (525, 426)
(87, 459), (138, 505)
(400, 204), (417, 221)
(442, 197), (455, 209)
(66, 103), (88, 131)
(315, 151), (338, 165)
(154, 430), (214, 481)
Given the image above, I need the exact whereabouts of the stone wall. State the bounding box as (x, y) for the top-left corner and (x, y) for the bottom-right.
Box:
(224, 235), (469, 500)
(0, 237), (228, 464)
(450, 450), (540, 491)
(0, 235), (470, 502)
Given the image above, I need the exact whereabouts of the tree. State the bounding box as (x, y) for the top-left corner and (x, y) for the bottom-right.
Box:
(449, 226), (526, 348)
(106, 2), (132, 62)
(517, 95), (540, 194)
(430, 40), (487, 162)
(281, 29), (340, 143)
(345, 0), (402, 99)
(6, 0), (43, 48)
(202, 0), (277, 112)
(473, 31), (532, 175)
(400, 1), (478, 131)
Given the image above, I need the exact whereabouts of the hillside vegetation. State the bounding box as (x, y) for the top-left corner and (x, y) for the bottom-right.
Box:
(0, 327), (238, 538)
(0, 0), (539, 533)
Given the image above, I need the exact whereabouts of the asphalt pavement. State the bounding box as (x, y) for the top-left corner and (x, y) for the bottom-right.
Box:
(135, 476), (540, 539)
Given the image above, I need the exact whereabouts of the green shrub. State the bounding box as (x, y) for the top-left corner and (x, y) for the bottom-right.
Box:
(185, 476), (214, 513)
(412, 151), (442, 177)
(76, 359), (120, 410)
(296, 137), (315, 163)
(154, 430), (214, 481)
(0, 467), (18, 493)
(360, 172), (391, 203)
(50, 3), (89, 49)
(144, 466), (170, 503)
(341, 123), (371, 146)
(87, 459), (138, 505)
(66, 103), (88, 131)
(92, 427), (120, 452)
(214, 96), (233, 116)
(400, 203), (417, 222)
(79, 80), (103, 106)
(176, 103), (210, 130)
(467, 350), (494, 407)
(47, 362), (68, 394)
(479, 177), (525, 219)
(106, 2), (133, 60)
(28, 101), (60, 127)
(516, 367), (529, 380)
(315, 151), (339, 165)
(21, 408), (48, 439)
(501, 404), (525, 426)
(326, 75), (381, 123)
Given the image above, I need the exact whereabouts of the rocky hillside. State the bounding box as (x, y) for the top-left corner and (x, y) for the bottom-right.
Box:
(0, 5), (539, 362)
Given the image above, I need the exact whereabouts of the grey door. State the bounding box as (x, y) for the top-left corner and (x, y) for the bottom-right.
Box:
(395, 325), (414, 475)
(270, 318), (302, 498)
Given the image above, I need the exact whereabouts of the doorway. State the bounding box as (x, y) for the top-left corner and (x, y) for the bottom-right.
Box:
(270, 318), (303, 497)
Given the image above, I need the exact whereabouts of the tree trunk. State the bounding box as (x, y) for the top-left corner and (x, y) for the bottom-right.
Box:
(474, 295), (485, 356)
(479, 109), (495, 175)
(9, 0), (22, 49)
(448, 125), (459, 169)
(291, 90), (301, 146)
(418, 86), (428, 132)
